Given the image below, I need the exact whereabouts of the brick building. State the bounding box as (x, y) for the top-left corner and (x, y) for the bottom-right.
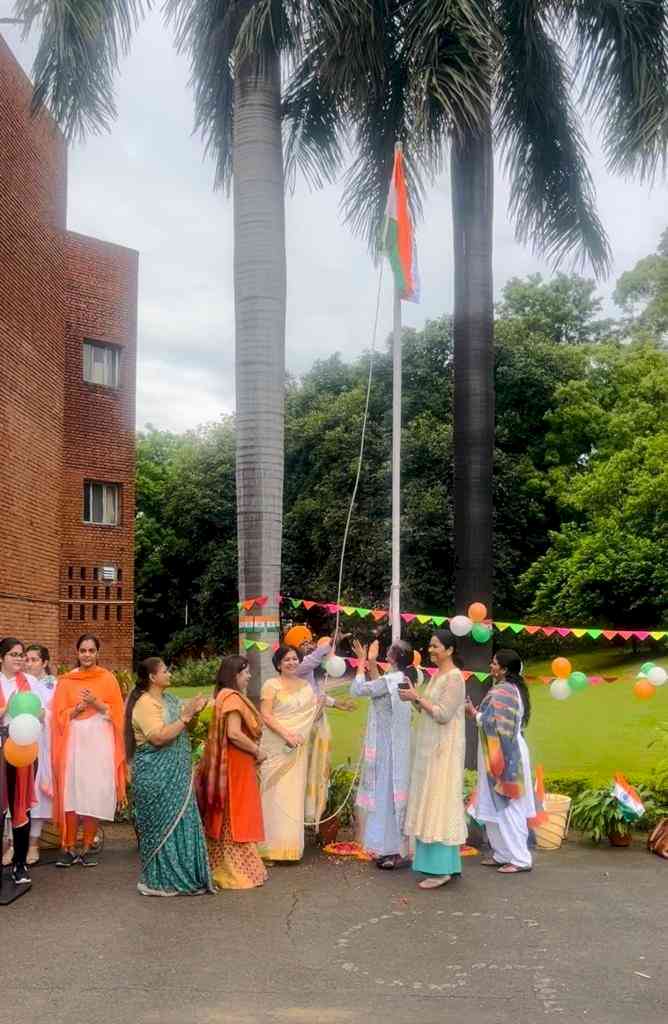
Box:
(0, 36), (137, 671)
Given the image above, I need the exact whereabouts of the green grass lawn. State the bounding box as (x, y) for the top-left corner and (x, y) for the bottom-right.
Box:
(173, 649), (668, 781)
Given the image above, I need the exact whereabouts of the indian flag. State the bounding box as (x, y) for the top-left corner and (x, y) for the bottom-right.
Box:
(384, 146), (419, 302)
(612, 774), (645, 821)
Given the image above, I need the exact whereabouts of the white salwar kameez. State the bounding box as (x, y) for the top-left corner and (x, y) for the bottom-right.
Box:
(64, 714), (117, 821)
(476, 696), (535, 870)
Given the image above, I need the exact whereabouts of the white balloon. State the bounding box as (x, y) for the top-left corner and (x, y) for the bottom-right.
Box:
(648, 666), (667, 687)
(8, 713), (41, 746)
(449, 615), (473, 637)
(550, 678), (572, 701)
(324, 654), (347, 679)
(416, 668), (425, 686)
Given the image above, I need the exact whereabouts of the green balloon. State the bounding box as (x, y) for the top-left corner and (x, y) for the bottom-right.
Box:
(471, 623), (492, 644)
(568, 671), (588, 692)
(8, 691), (42, 718)
(640, 662), (655, 675)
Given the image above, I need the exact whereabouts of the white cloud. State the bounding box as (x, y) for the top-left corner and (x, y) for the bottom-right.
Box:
(2, 8), (666, 433)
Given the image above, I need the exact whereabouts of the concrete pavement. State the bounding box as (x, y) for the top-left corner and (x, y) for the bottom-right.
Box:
(1, 828), (665, 1024)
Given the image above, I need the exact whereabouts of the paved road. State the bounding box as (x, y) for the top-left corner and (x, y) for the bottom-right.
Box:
(2, 831), (665, 1024)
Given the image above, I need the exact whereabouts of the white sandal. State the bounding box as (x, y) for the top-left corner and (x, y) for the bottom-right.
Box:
(418, 874), (451, 889)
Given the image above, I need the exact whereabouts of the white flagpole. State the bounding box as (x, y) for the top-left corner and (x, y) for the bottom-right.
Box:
(390, 284), (402, 644)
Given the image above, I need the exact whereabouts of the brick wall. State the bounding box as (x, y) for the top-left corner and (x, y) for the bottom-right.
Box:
(60, 233), (138, 671)
(1, 36), (138, 672)
(0, 34), (67, 660)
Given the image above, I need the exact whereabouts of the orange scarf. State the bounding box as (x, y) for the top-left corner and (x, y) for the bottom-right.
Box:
(51, 666), (126, 837)
(0, 672), (37, 827)
(195, 689), (262, 841)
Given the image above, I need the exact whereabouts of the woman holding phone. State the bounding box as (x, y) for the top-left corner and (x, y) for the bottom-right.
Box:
(351, 638), (414, 869)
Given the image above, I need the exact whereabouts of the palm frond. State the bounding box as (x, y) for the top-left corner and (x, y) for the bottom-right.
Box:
(404, 0), (494, 146)
(282, 49), (344, 192)
(232, 0), (304, 70)
(563, 0), (668, 181)
(165, 0), (238, 190)
(496, 0), (611, 277)
(15, 0), (150, 139)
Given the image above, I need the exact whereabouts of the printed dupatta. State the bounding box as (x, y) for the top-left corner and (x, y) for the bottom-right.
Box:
(195, 689), (263, 840)
(478, 682), (525, 808)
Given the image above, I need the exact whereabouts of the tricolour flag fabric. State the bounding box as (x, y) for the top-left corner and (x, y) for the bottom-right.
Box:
(612, 773), (645, 821)
(384, 147), (419, 302)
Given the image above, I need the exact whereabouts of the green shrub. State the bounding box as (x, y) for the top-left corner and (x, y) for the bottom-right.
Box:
(571, 782), (665, 843)
(170, 658), (219, 689)
(543, 773), (592, 800)
(324, 764), (359, 829)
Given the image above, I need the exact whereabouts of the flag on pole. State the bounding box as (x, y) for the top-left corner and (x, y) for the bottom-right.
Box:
(384, 146), (420, 302)
(612, 774), (646, 821)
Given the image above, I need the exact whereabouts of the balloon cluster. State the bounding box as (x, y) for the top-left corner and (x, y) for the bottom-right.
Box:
(4, 691), (42, 767)
(549, 658), (589, 700)
(634, 662), (667, 701)
(449, 604), (492, 644)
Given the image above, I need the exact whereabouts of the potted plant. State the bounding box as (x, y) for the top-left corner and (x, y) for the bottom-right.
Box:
(571, 784), (657, 846)
(318, 765), (358, 846)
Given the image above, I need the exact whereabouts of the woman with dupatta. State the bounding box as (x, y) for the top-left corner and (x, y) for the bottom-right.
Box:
(52, 634), (125, 868)
(465, 649), (536, 874)
(351, 639), (413, 870)
(196, 655), (267, 890)
(259, 645), (329, 863)
(126, 657), (212, 897)
(402, 630), (467, 889)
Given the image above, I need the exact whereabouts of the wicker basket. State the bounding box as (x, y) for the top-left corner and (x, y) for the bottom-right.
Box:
(534, 793), (572, 850)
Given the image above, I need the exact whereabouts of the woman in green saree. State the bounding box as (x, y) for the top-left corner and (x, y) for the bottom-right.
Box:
(124, 657), (213, 897)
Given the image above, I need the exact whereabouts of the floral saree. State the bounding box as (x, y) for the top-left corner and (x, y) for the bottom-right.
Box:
(132, 692), (212, 896)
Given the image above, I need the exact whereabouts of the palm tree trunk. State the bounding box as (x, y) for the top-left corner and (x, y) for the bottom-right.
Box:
(234, 51), (285, 699)
(451, 109), (494, 767)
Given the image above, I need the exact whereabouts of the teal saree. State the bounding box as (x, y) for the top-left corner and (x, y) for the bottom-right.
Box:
(132, 692), (212, 896)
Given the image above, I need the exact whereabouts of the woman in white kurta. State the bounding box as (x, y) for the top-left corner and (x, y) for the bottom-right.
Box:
(259, 645), (327, 862)
(351, 638), (413, 868)
(402, 630), (467, 889)
(25, 644), (57, 864)
(466, 649), (536, 873)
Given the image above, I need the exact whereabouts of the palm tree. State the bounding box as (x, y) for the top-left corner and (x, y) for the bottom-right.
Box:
(15, 0), (325, 693)
(286, 0), (667, 633)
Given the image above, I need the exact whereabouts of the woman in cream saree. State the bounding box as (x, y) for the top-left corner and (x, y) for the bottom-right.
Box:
(259, 645), (329, 862)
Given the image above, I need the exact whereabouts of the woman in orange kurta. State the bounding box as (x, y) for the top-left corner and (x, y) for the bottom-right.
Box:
(195, 655), (267, 890)
(52, 634), (125, 867)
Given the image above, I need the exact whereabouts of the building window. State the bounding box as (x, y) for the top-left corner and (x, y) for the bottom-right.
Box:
(117, 605), (123, 622)
(79, 604), (85, 620)
(92, 605), (98, 621)
(67, 604), (73, 620)
(83, 340), (120, 388)
(104, 605), (110, 621)
(84, 481), (120, 526)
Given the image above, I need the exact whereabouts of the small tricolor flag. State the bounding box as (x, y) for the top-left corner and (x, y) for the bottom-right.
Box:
(612, 773), (645, 821)
(384, 146), (419, 302)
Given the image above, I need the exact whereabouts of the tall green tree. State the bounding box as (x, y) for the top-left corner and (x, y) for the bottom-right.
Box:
(285, 0), (668, 647)
(614, 227), (668, 338)
(16, 0), (328, 692)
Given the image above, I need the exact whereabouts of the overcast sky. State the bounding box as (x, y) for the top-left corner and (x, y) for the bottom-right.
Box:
(3, 10), (667, 433)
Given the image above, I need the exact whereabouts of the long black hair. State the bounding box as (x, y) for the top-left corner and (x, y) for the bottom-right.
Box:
(432, 629), (464, 670)
(494, 649), (531, 728)
(215, 655), (249, 697)
(124, 656), (163, 760)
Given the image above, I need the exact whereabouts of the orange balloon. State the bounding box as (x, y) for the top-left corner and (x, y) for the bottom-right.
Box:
(3, 739), (38, 768)
(634, 679), (656, 701)
(317, 636), (332, 647)
(413, 651), (422, 667)
(551, 657), (572, 679)
(468, 602), (488, 623)
(283, 625), (313, 648)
